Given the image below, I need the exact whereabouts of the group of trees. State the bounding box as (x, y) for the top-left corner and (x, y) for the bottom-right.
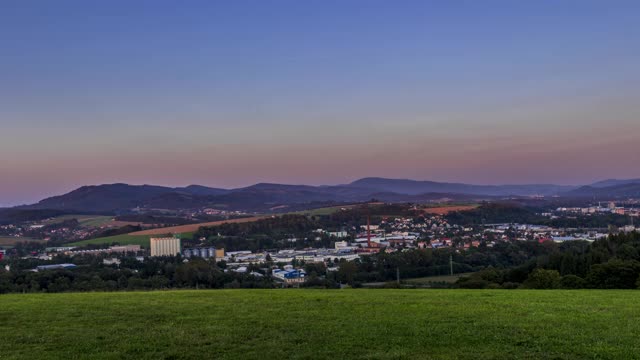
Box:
(193, 215), (338, 251)
(446, 202), (631, 228)
(0, 256), (273, 294)
(457, 232), (640, 289)
(337, 240), (552, 285)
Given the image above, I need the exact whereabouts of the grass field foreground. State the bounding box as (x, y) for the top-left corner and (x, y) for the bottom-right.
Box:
(1, 290), (639, 359)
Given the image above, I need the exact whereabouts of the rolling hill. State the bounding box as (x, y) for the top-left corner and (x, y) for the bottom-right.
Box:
(589, 178), (640, 188)
(563, 183), (640, 199)
(347, 177), (576, 196)
(14, 177), (640, 214)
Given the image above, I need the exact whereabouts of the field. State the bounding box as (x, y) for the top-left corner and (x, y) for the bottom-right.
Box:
(422, 204), (479, 215)
(291, 204), (360, 216)
(41, 215), (134, 228)
(1, 290), (639, 359)
(68, 234), (153, 247)
(0, 236), (42, 246)
(128, 216), (266, 235)
(68, 232), (195, 248)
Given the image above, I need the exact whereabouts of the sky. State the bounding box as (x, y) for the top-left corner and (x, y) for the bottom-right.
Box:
(1, 0), (640, 206)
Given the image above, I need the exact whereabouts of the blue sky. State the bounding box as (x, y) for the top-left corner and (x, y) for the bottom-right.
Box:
(1, 1), (639, 205)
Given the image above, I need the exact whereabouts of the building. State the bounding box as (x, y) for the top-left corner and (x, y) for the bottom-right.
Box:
(35, 263), (77, 272)
(183, 247), (216, 259)
(329, 231), (348, 238)
(110, 245), (141, 253)
(150, 237), (181, 257)
(64, 244), (140, 256)
(103, 258), (121, 266)
(335, 241), (349, 250)
(272, 268), (306, 284)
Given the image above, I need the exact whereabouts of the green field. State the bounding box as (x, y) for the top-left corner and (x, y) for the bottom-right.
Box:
(290, 205), (357, 216)
(68, 232), (194, 248)
(1, 290), (639, 359)
(68, 234), (152, 247)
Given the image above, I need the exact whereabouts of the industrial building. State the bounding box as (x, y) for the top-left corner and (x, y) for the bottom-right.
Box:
(272, 267), (306, 284)
(35, 263), (77, 272)
(150, 237), (181, 257)
(65, 244), (141, 256)
(183, 247), (216, 259)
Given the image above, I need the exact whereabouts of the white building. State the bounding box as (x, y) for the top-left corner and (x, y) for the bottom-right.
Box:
(329, 231), (348, 238)
(335, 241), (349, 250)
(150, 237), (181, 257)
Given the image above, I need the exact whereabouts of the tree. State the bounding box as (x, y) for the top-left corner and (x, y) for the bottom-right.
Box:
(523, 269), (561, 289)
(587, 259), (640, 289)
(336, 261), (357, 285)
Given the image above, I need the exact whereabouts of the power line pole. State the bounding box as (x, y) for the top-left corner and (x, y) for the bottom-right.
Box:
(450, 254), (453, 276)
(396, 267), (400, 285)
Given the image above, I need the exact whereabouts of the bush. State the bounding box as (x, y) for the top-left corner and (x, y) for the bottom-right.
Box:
(560, 275), (587, 289)
(457, 277), (490, 289)
(501, 282), (520, 289)
(523, 269), (561, 289)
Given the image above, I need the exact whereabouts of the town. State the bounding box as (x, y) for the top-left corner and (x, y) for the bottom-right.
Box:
(2, 200), (638, 291)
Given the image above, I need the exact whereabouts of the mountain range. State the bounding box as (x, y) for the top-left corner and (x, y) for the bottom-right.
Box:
(12, 177), (640, 214)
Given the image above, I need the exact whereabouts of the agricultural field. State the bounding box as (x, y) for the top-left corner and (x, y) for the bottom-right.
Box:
(421, 204), (479, 215)
(290, 204), (360, 216)
(68, 232), (194, 248)
(41, 214), (140, 228)
(68, 234), (153, 248)
(128, 216), (266, 236)
(1, 289), (639, 359)
(0, 236), (43, 247)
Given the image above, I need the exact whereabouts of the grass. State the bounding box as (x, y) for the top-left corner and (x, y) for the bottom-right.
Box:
(67, 232), (194, 248)
(1, 289), (639, 359)
(68, 234), (152, 247)
(290, 205), (358, 216)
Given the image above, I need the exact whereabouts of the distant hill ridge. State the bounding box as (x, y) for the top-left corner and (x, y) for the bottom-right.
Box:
(589, 178), (640, 188)
(563, 183), (640, 199)
(348, 177), (574, 196)
(14, 177), (640, 213)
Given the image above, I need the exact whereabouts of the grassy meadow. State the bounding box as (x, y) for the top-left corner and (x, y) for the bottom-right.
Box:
(290, 204), (359, 216)
(67, 234), (153, 247)
(1, 289), (639, 359)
